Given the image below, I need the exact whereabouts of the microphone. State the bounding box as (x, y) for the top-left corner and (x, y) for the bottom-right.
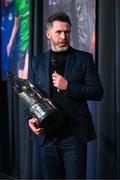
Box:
(51, 54), (57, 71)
(51, 54), (60, 92)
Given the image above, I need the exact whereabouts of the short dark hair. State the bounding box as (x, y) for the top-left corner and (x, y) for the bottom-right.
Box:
(46, 12), (71, 29)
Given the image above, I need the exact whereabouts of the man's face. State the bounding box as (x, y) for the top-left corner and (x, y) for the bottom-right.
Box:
(46, 20), (71, 52)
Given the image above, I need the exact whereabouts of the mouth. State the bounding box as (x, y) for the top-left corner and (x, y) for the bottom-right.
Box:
(59, 42), (68, 46)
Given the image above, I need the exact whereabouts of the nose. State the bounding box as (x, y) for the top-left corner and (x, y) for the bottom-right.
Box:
(60, 32), (66, 39)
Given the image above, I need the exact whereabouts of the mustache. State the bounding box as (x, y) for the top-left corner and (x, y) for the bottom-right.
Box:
(59, 41), (68, 43)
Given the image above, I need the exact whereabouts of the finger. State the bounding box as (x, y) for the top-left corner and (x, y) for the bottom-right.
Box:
(52, 79), (57, 84)
(52, 82), (57, 87)
(29, 118), (38, 123)
(52, 72), (59, 77)
(35, 128), (44, 135)
(28, 119), (39, 131)
(35, 128), (41, 132)
(39, 128), (44, 133)
(30, 125), (41, 134)
(52, 74), (56, 79)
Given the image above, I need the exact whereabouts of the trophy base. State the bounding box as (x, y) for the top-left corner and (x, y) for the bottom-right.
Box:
(39, 110), (66, 134)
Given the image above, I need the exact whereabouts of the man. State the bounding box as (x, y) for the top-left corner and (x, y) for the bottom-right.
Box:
(28, 12), (104, 179)
(7, 0), (30, 79)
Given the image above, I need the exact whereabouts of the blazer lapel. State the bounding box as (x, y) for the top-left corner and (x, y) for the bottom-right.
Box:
(64, 49), (75, 79)
(41, 47), (75, 96)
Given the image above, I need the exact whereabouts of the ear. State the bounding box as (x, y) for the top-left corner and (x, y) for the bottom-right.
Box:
(46, 30), (51, 40)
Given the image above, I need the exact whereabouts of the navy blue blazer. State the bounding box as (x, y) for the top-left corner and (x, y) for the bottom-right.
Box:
(28, 47), (104, 144)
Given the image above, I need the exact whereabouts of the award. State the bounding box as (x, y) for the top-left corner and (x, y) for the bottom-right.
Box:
(8, 72), (65, 134)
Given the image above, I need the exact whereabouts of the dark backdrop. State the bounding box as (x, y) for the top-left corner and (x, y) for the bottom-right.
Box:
(96, 0), (116, 178)
(0, 0), (120, 179)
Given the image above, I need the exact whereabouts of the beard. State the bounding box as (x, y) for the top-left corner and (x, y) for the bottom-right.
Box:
(51, 41), (69, 52)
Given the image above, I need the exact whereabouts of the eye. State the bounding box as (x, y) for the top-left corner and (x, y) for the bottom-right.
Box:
(65, 30), (71, 35)
(55, 30), (71, 36)
(55, 31), (61, 35)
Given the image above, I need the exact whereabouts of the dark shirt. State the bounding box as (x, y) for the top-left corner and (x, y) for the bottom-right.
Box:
(50, 49), (69, 109)
(48, 48), (72, 138)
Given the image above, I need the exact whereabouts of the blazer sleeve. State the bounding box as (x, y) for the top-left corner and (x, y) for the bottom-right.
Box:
(65, 53), (104, 101)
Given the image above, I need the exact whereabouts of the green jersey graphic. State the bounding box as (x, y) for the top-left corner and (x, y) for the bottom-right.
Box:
(15, 0), (30, 51)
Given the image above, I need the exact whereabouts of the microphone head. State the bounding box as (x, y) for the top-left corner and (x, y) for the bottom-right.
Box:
(51, 54), (56, 67)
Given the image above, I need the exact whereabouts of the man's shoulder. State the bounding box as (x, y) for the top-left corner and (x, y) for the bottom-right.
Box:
(70, 47), (93, 63)
(70, 47), (92, 57)
(32, 50), (50, 62)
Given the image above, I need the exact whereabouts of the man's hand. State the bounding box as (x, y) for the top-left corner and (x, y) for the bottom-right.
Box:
(52, 71), (68, 91)
(28, 118), (44, 135)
